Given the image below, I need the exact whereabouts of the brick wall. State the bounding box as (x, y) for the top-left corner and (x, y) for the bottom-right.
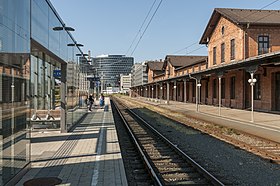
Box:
(208, 17), (244, 67)
(246, 26), (280, 57)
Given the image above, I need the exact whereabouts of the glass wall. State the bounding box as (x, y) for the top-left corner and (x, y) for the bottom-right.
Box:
(0, 0), (31, 185)
(66, 45), (85, 130)
(31, 0), (86, 131)
(0, 0), (87, 184)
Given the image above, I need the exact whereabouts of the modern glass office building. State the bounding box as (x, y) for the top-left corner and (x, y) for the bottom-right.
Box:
(0, 0), (86, 184)
(91, 55), (134, 93)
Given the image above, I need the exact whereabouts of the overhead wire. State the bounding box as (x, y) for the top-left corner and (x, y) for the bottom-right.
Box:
(130, 0), (163, 56)
(125, 0), (158, 56)
(172, 41), (198, 54)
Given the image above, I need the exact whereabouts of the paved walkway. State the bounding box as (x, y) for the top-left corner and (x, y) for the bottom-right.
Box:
(134, 97), (280, 143)
(16, 98), (127, 186)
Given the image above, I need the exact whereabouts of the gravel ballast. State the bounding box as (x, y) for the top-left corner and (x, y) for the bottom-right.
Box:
(133, 107), (280, 185)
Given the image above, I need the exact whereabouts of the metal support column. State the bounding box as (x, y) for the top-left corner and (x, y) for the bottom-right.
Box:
(183, 78), (187, 103)
(160, 83), (163, 103)
(167, 82), (170, 104)
(60, 63), (67, 133)
(173, 81), (177, 101)
(217, 72), (224, 116)
(152, 85), (154, 99)
(156, 84), (158, 100)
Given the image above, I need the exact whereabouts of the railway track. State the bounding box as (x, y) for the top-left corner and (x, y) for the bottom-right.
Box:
(123, 96), (280, 165)
(111, 100), (155, 185)
(112, 98), (224, 186)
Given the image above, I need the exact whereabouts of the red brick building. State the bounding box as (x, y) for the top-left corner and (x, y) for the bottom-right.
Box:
(132, 8), (280, 113)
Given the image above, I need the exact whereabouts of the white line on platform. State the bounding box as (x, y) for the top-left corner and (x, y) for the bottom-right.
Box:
(91, 112), (106, 186)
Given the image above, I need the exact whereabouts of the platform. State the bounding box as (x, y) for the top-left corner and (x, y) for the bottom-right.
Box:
(133, 96), (280, 143)
(16, 97), (128, 186)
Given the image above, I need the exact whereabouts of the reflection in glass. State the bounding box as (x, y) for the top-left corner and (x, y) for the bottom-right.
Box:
(0, 0), (31, 184)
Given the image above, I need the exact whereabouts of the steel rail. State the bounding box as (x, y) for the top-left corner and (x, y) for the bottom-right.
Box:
(111, 100), (163, 186)
(127, 107), (225, 186)
(114, 97), (225, 186)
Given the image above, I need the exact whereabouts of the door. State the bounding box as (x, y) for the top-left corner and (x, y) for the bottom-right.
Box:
(276, 73), (280, 111)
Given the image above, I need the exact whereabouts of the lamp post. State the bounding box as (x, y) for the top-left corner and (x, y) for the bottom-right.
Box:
(197, 82), (201, 112)
(173, 85), (177, 101)
(152, 87), (154, 99)
(160, 86), (163, 103)
(248, 74), (257, 122)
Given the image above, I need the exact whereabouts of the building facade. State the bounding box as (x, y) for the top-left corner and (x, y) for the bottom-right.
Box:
(0, 0), (86, 184)
(131, 61), (148, 87)
(120, 74), (131, 94)
(132, 8), (280, 115)
(91, 55), (134, 93)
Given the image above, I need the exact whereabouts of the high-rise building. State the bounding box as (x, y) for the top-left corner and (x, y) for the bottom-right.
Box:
(131, 61), (148, 87)
(91, 55), (134, 92)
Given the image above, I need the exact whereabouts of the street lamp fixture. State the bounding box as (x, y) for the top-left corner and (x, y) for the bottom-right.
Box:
(248, 78), (257, 85)
(53, 26), (75, 31)
(67, 43), (84, 47)
(76, 53), (88, 57)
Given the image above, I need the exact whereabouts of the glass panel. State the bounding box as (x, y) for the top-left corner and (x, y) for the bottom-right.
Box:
(48, 10), (60, 57)
(0, 0), (31, 184)
(31, 0), (49, 48)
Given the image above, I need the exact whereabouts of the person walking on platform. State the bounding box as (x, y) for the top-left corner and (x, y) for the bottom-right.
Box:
(88, 94), (94, 111)
(99, 93), (105, 107)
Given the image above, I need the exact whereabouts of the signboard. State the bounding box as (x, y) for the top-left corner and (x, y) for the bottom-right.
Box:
(95, 81), (100, 87)
(53, 70), (61, 78)
(87, 77), (100, 81)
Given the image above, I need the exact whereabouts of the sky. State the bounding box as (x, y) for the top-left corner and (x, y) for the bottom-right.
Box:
(50, 0), (280, 63)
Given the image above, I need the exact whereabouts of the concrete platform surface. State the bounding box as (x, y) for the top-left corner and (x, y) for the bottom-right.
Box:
(16, 98), (128, 186)
(133, 97), (280, 143)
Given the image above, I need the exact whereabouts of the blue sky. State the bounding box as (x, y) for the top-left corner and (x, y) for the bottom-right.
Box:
(51, 0), (280, 63)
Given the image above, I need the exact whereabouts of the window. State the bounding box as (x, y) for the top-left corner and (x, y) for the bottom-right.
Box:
(221, 26), (225, 35)
(254, 74), (261, 100)
(213, 79), (217, 98)
(213, 47), (217, 65)
(230, 76), (235, 99)
(221, 78), (225, 99)
(258, 35), (269, 55)
(230, 39), (235, 60)
(221, 43), (225, 63)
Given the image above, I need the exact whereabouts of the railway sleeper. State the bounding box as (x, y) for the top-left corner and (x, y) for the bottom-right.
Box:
(148, 154), (180, 160)
(158, 168), (196, 175)
(163, 176), (209, 185)
(162, 172), (204, 179)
